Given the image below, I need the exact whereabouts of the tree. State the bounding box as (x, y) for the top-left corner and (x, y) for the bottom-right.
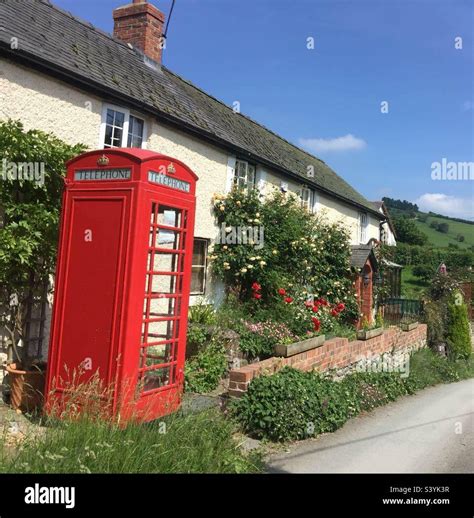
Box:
(392, 216), (427, 245)
(0, 119), (85, 367)
(438, 222), (449, 234)
(446, 301), (472, 359)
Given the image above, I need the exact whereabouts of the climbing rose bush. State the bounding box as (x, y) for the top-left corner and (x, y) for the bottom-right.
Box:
(210, 188), (359, 324)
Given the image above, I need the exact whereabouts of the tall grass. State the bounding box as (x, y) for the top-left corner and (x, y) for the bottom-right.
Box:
(0, 408), (260, 473)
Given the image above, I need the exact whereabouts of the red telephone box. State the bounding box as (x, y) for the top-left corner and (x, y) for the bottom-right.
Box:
(45, 148), (198, 421)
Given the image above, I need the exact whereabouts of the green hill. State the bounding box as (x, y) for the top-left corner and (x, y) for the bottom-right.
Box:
(414, 214), (474, 249)
(382, 197), (474, 249)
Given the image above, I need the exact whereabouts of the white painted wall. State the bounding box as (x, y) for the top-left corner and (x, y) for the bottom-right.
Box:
(0, 57), (382, 318)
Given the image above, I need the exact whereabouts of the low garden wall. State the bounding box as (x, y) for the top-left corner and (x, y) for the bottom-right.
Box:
(229, 324), (427, 397)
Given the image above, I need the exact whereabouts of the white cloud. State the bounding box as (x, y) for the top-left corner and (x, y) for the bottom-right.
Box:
(298, 134), (367, 153)
(416, 193), (474, 220)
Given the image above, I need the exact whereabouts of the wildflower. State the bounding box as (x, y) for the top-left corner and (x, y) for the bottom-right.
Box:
(240, 267), (247, 273)
(259, 261), (266, 266)
(253, 293), (262, 300)
(312, 304), (319, 313)
(284, 297), (293, 304)
(331, 309), (339, 317)
(278, 288), (286, 296)
(252, 282), (262, 292)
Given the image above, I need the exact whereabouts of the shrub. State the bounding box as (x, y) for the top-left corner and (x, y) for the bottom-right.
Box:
(232, 349), (474, 442)
(446, 301), (472, 360)
(188, 302), (217, 325)
(412, 264), (434, 281)
(237, 319), (297, 359)
(210, 188), (357, 325)
(232, 367), (354, 441)
(0, 120), (85, 367)
(184, 341), (227, 393)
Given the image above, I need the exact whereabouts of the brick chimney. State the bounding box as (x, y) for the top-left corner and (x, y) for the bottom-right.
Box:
(113, 1), (165, 64)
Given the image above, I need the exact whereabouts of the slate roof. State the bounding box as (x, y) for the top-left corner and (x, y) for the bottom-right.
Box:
(350, 244), (378, 270)
(0, 0), (382, 217)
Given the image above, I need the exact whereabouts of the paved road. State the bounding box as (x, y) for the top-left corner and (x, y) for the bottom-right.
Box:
(267, 379), (474, 473)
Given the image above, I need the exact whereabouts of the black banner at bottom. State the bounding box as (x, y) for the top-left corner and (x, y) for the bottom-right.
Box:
(0, 473), (471, 516)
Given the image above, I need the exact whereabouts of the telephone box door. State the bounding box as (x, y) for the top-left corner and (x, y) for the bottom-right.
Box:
(134, 191), (195, 416)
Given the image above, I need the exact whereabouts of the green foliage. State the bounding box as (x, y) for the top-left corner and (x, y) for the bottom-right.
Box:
(412, 263), (434, 282)
(184, 341), (227, 393)
(446, 301), (472, 360)
(232, 367), (354, 441)
(0, 120), (85, 365)
(392, 216), (427, 245)
(424, 300), (446, 347)
(210, 188), (358, 328)
(438, 222), (449, 234)
(232, 349), (474, 442)
(0, 409), (260, 473)
(188, 301), (217, 325)
(186, 323), (208, 351)
(237, 319), (297, 358)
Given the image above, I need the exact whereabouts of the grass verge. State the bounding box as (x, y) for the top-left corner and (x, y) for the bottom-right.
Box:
(0, 408), (261, 474)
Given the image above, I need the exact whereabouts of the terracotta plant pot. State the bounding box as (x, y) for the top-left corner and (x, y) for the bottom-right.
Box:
(6, 363), (45, 413)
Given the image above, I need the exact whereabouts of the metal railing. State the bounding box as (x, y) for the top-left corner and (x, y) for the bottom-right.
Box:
(383, 298), (424, 325)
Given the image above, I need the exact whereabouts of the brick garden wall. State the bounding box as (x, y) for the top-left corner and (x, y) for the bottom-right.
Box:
(229, 324), (427, 397)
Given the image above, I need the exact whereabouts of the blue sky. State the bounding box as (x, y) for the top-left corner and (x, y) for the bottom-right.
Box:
(54, 0), (473, 219)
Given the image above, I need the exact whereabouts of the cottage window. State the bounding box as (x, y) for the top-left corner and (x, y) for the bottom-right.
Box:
(191, 239), (208, 295)
(359, 212), (368, 243)
(234, 159), (256, 191)
(100, 105), (146, 149)
(300, 187), (314, 212)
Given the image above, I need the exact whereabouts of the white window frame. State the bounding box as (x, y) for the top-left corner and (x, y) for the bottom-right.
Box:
(191, 238), (209, 296)
(233, 159), (256, 192)
(300, 187), (314, 212)
(99, 103), (148, 149)
(359, 212), (368, 244)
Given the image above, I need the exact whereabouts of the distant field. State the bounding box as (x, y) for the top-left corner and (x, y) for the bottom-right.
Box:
(414, 214), (474, 249)
(401, 266), (428, 299)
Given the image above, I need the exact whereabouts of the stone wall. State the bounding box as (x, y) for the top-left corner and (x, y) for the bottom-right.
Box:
(228, 324), (427, 397)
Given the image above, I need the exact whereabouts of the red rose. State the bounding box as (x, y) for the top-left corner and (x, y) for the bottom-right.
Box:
(251, 282), (262, 292)
(312, 317), (321, 332)
(312, 304), (319, 313)
(253, 293), (262, 300)
(284, 297), (293, 304)
(331, 309), (339, 317)
(278, 288), (286, 296)
(319, 298), (328, 306)
(337, 303), (345, 311)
